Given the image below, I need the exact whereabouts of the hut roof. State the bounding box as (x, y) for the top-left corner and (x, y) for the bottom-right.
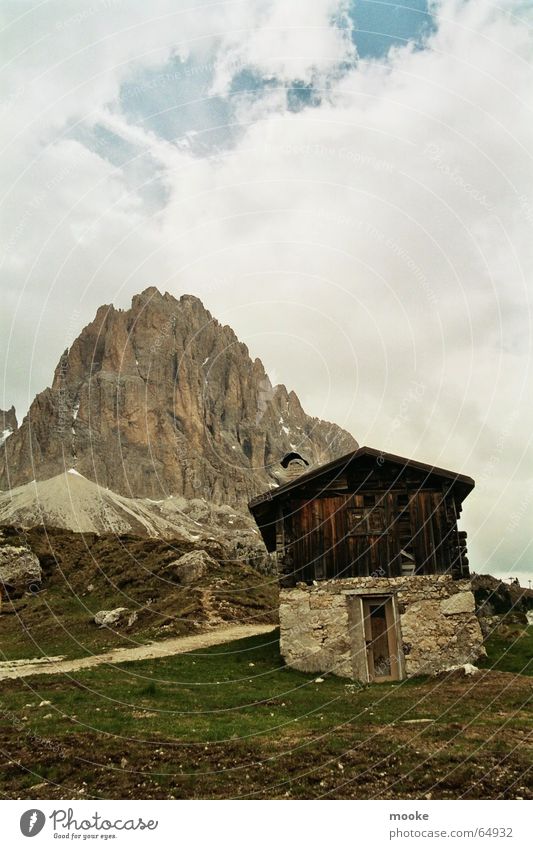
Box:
(249, 446), (475, 551)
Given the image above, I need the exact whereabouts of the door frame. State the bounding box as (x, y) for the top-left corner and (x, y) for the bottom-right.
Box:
(345, 591), (405, 683)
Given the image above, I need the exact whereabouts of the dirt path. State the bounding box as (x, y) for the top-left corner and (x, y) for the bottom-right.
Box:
(0, 624), (277, 681)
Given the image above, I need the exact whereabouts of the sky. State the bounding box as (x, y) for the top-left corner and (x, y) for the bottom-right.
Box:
(0, 0), (532, 584)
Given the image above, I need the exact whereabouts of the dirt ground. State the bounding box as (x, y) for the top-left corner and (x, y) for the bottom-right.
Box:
(0, 658), (530, 800)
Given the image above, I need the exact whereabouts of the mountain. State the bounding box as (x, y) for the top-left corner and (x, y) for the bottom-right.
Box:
(0, 288), (357, 505)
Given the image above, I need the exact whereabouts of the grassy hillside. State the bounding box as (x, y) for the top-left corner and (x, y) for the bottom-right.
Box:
(0, 627), (530, 800)
(0, 527), (277, 660)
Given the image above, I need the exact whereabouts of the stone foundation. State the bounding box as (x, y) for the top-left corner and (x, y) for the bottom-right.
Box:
(280, 575), (485, 680)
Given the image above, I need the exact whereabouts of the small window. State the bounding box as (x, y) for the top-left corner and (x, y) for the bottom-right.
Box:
(400, 548), (416, 576)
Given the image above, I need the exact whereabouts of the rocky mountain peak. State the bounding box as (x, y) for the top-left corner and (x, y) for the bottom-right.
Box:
(1, 406), (18, 431)
(1, 406), (18, 448)
(0, 288), (357, 505)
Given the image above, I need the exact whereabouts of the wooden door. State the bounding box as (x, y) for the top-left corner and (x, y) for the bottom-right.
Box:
(362, 596), (400, 682)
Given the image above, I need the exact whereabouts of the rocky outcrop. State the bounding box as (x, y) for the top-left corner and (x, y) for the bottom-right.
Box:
(0, 542), (42, 595)
(472, 573), (533, 635)
(0, 288), (357, 506)
(169, 550), (218, 586)
(0, 406), (17, 447)
(473, 573), (533, 614)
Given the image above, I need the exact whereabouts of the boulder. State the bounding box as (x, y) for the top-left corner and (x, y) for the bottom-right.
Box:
(0, 544), (42, 592)
(94, 608), (128, 628)
(169, 550), (218, 585)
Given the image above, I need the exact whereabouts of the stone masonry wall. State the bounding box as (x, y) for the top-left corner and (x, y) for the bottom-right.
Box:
(279, 575), (485, 680)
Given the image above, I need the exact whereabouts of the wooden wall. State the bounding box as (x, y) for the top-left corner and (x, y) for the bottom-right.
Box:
(277, 482), (469, 586)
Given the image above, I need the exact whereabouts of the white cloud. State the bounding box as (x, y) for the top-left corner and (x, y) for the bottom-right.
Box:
(1, 0), (532, 580)
(210, 0), (356, 95)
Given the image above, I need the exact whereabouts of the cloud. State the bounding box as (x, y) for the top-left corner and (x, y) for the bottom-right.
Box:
(0, 0), (532, 580)
(210, 0), (357, 95)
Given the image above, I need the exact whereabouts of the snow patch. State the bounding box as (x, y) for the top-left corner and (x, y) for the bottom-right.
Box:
(67, 468), (83, 477)
(72, 402), (80, 421)
(0, 428), (12, 447)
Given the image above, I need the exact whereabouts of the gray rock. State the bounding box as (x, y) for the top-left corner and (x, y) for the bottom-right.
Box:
(170, 550), (218, 585)
(441, 592), (475, 615)
(445, 663), (480, 676)
(0, 544), (41, 590)
(94, 608), (128, 628)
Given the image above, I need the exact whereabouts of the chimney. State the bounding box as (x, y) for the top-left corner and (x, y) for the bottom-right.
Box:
(280, 452), (310, 481)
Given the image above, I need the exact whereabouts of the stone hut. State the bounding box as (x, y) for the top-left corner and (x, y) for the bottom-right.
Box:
(249, 446), (484, 682)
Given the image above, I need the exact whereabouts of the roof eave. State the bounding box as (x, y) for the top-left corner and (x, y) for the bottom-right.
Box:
(248, 446), (475, 511)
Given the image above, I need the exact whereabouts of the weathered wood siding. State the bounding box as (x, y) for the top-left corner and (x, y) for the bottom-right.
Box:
(278, 479), (469, 586)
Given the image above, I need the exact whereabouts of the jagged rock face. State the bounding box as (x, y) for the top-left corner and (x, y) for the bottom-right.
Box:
(0, 406), (18, 447)
(0, 288), (357, 505)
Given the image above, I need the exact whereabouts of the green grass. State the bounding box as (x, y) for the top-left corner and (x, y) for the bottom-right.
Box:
(1, 627), (531, 744)
(0, 627), (531, 799)
(0, 586), (172, 661)
(480, 625), (533, 676)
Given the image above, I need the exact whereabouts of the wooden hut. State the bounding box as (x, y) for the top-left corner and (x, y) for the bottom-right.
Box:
(249, 447), (484, 682)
